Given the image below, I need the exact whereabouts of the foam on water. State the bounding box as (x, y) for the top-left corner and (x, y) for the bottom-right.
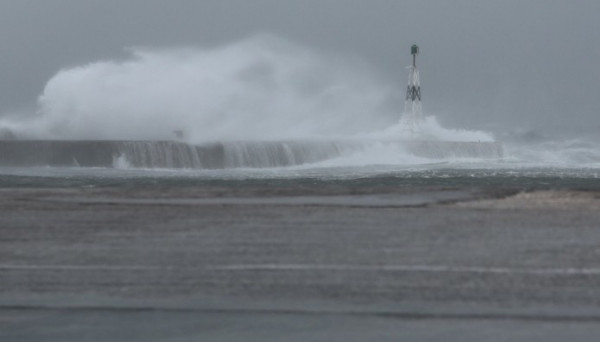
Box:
(359, 116), (495, 143)
(504, 138), (600, 168)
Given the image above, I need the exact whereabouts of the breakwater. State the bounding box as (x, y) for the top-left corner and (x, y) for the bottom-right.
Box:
(0, 140), (503, 168)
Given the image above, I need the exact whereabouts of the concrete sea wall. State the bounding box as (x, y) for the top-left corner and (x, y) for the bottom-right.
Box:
(0, 140), (503, 168)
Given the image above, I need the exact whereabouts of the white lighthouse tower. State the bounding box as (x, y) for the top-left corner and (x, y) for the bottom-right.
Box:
(401, 44), (423, 134)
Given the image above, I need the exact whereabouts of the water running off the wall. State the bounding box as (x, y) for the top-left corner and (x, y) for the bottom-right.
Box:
(0, 139), (503, 169)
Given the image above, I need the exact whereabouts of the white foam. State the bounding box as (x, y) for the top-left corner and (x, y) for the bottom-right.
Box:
(1, 35), (496, 144)
(304, 140), (431, 168)
(504, 138), (600, 168)
(4, 34), (395, 142)
(357, 116), (495, 142)
(0, 34), (521, 168)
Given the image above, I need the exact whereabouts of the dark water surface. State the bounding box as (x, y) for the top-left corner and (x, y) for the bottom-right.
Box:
(0, 165), (599, 190)
(2, 164), (600, 342)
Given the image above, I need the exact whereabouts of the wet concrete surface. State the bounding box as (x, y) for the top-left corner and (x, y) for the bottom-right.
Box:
(2, 187), (600, 341)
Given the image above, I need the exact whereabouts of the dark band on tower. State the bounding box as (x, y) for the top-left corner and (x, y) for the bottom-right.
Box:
(406, 44), (421, 101)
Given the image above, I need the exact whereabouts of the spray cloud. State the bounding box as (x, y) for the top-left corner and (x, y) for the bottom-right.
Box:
(0, 33), (499, 149)
(4, 35), (399, 142)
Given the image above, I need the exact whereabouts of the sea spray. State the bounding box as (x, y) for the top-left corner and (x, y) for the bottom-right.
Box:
(11, 35), (396, 142)
(1, 34), (497, 144)
(0, 34), (513, 168)
(359, 116), (495, 142)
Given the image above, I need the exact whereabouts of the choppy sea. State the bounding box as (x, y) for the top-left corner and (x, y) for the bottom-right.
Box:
(1, 163), (599, 191)
(1, 134), (599, 191)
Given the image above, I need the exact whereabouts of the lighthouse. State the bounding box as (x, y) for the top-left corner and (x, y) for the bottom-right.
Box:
(402, 44), (423, 133)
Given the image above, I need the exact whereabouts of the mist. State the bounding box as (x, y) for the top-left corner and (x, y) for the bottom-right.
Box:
(27, 35), (396, 141)
(1, 34), (493, 144)
(1, 0), (600, 138)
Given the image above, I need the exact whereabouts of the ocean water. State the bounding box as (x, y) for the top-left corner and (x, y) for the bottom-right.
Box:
(1, 139), (599, 190)
(0, 165), (598, 190)
(1, 120), (599, 190)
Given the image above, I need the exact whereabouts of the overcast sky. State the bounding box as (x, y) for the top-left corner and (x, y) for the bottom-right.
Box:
(1, 0), (599, 134)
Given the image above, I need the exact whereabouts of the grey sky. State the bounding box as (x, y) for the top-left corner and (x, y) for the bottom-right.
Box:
(1, 0), (599, 134)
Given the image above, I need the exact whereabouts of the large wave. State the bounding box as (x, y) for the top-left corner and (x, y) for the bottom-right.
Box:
(23, 35), (600, 169)
(1, 34), (493, 144)
(503, 133), (600, 167)
(4, 35), (394, 141)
